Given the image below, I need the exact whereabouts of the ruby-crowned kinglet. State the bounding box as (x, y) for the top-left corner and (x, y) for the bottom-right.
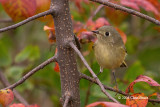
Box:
(92, 26), (127, 88)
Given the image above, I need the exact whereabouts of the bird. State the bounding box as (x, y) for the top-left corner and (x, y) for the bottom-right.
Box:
(92, 26), (127, 88)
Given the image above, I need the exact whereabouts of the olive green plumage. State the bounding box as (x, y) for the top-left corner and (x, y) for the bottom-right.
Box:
(93, 26), (127, 70)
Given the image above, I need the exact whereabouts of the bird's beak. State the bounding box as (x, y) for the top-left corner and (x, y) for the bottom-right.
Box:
(92, 30), (99, 34)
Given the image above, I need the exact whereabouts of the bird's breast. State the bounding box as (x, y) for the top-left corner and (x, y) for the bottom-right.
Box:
(94, 42), (126, 69)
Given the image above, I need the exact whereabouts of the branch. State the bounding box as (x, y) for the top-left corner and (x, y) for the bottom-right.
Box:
(84, 4), (104, 28)
(90, 0), (160, 25)
(80, 73), (160, 104)
(4, 55), (57, 90)
(0, 69), (29, 105)
(0, 19), (12, 23)
(63, 93), (71, 107)
(69, 42), (119, 103)
(0, 9), (56, 33)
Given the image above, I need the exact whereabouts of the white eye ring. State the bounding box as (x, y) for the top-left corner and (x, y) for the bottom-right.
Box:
(105, 32), (110, 36)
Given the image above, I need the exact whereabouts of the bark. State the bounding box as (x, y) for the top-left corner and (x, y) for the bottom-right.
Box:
(51, 0), (80, 106)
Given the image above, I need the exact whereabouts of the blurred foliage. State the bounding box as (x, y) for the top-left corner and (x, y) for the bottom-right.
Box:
(0, 1), (160, 107)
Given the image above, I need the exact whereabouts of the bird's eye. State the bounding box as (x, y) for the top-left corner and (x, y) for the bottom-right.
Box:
(105, 32), (110, 36)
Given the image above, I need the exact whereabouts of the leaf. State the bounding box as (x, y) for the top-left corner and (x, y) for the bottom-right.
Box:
(54, 62), (60, 72)
(9, 103), (25, 107)
(124, 61), (144, 82)
(120, 0), (159, 15)
(126, 93), (148, 107)
(148, 92), (158, 98)
(0, 89), (14, 107)
(79, 31), (96, 43)
(72, 0), (89, 12)
(105, 7), (128, 26)
(115, 27), (127, 44)
(44, 25), (56, 44)
(86, 101), (128, 107)
(0, 41), (12, 67)
(126, 75), (160, 93)
(94, 18), (110, 30)
(86, 18), (109, 30)
(0, 0), (36, 21)
(9, 103), (40, 107)
(35, 0), (52, 23)
(15, 45), (40, 63)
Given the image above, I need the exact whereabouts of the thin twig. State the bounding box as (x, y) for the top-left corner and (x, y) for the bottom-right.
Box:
(0, 19), (12, 23)
(80, 72), (160, 103)
(69, 42), (119, 103)
(90, 0), (160, 25)
(63, 95), (71, 107)
(0, 70), (29, 105)
(84, 5), (104, 28)
(4, 56), (57, 90)
(84, 82), (92, 105)
(0, 9), (56, 33)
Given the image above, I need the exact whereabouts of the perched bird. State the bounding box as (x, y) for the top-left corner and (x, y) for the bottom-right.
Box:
(92, 26), (127, 88)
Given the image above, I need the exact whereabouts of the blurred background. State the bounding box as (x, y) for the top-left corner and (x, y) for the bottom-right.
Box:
(0, 0), (160, 107)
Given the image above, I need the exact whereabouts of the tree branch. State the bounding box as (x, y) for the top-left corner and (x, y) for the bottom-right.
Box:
(0, 19), (12, 23)
(80, 73), (160, 104)
(0, 69), (29, 105)
(69, 42), (119, 103)
(63, 94), (71, 107)
(90, 0), (160, 25)
(84, 4), (104, 28)
(0, 9), (56, 33)
(3, 55), (57, 90)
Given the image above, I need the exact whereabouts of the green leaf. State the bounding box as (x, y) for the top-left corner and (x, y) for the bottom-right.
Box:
(0, 41), (11, 67)
(126, 35), (139, 54)
(124, 61), (145, 82)
(138, 47), (160, 73)
(6, 66), (24, 81)
(15, 45), (40, 63)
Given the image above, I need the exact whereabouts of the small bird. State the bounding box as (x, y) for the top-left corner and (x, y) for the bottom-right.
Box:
(92, 26), (127, 88)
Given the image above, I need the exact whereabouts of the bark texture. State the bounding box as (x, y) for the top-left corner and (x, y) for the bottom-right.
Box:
(51, 0), (80, 106)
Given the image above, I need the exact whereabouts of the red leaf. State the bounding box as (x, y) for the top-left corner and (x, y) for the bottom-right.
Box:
(94, 18), (110, 30)
(0, 0), (36, 21)
(0, 89), (14, 107)
(35, 0), (53, 23)
(86, 18), (110, 30)
(9, 103), (25, 107)
(105, 8), (128, 26)
(126, 75), (160, 93)
(54, 62), (60, 72)
(120, 0), (159, 15)
(9, 103), (40, 107)
(79, 31), (97, 43)
(86, 101), (128, 107)
(126, 93), (148, 107)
